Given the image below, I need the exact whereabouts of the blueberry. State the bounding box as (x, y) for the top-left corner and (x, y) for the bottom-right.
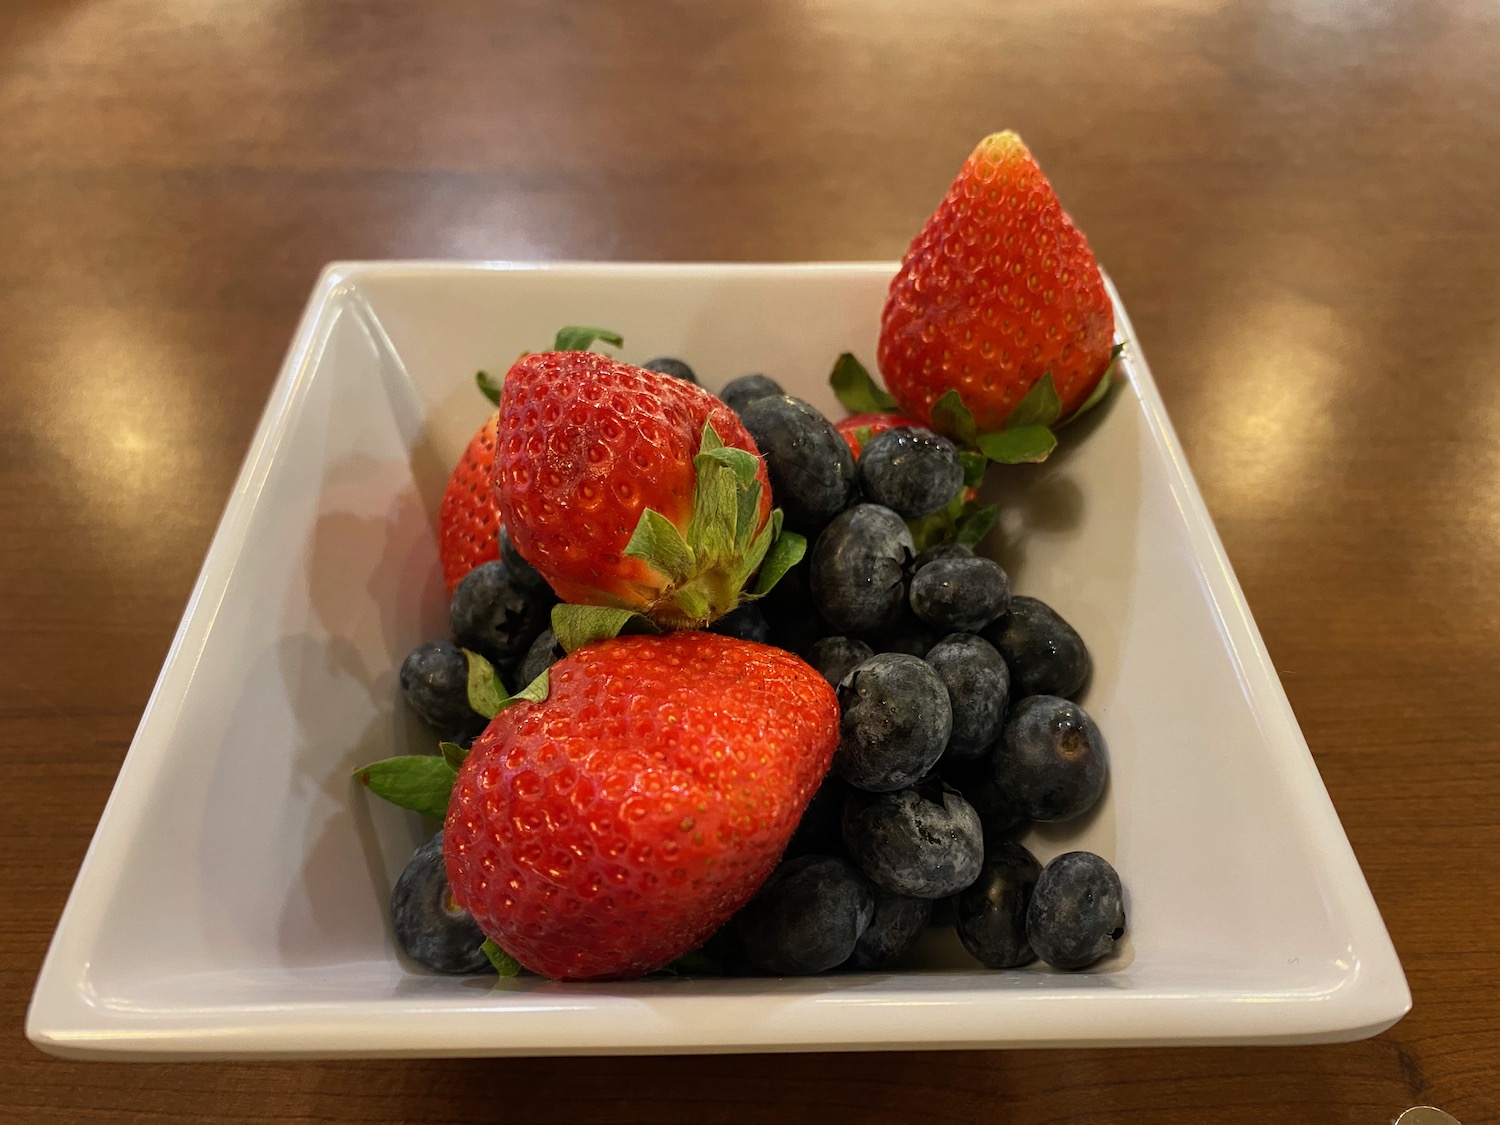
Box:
(808, 504), (914, 636)
(785, 776), (851, 859)
(956, 768), (1028, 847)
(449, 560), (552, 671)
(868, 609), (943, 660)
(718, 373), (785, 415)
(955, 839), (1041, 969)
(757, 561), (831, 655)
(1027, 851), (1125, 970)
(983, 595), (1091, 699)
(696, 918), (757, 976)
(518, 626), (563, 687)
(845, 887), (932, 970)
(909, 556), (1012, 634)
(642, 356), (698, 383)
(835, 653), (952, 792)
(807, 636), (875, 688)
(739, 395), (858, 532)
(499, 528), (552, 597)
(736, 855), (875, 975)
(924, 633), (1010, 762)
(389, 833), (490, 974)
(913, 541), (973, 570)
(993, 695), (1107, 822)
(708, 601), (771, 644)
(399, 640), (478, 736)
(842, 781), (984, 898)
(857, 426), (965, 519)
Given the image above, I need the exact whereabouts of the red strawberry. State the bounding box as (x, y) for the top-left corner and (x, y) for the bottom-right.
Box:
(443, 631), (839, 980)
(834, 411), (920, 460)
(438, 411), (501, 594)
(877, 131), (1117, 462)
(494, 351), (797, 629)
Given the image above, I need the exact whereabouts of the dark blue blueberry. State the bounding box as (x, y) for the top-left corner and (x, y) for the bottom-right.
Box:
(718, 373), (785, 415)
(450, 559), (552, 672)
(695, 919), (757, 976)
(808, 505), (913, 636)
(1027, 851), (1125, 970)
(399, 640), (477, 736)
(757, 560), (831, 655)
(736, 855), (874, 975)
(924, 633), (1010, 762)
(835, 653), (952, 792)
(739, 395), (858, 532)
(993, 695), (1107, 822)
(857, 426), (965, 519)
(807, 636), (875, 688)
(642, 356), (698, 383)
(868, 608), (943, 659)
(957, 769), (1028, 847)
(913, 541), (973, 570)
(845, 887), (932, 970)
(842, 781), (984, 898)
(518, 626), (563, 687)
(982, 595), (1091, 700)
(785, 775), (851, 859)
(708, 601), (772, 644)
(390, 833), (490, 974)
(909, 556), (1012, 634)
(499, 528), (553, 597)
(956, 839), (1041, 969)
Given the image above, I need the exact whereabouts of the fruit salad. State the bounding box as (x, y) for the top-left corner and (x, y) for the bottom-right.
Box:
(358, 131), (1127, 982)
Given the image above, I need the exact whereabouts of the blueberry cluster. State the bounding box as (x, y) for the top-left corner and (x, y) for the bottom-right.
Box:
(701, 385), (1125, 976)
(390, 534), (560, 973)
(401, 536), (559, 747)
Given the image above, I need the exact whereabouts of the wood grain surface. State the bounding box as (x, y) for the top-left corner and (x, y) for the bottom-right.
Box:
(3, 2), (1498, 1122)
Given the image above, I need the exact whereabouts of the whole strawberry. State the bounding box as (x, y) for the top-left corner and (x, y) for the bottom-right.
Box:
(444, 631), (839, 980)
(438, 411), (501, 594)
(877, 131), (1117, 462)
(494, 351), (800, 628)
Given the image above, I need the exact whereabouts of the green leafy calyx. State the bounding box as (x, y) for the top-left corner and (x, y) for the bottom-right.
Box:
(353, 755), (457, 821)
(829, 353), (898, 414)
(483, 939), (524, 977)
(618, 420), (806, 629)
(553, 326), (624, 352)
(551, 604), (661, 652)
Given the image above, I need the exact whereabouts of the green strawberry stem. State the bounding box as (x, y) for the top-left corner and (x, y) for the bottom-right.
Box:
(827, 347), (1124, 468)
(621, 420), (806, 630)
(354, 661), (549, 819)
(482, 939), (524, 977)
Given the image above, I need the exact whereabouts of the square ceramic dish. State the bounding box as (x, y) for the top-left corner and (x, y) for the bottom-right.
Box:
(27, 262), (1409, 1059)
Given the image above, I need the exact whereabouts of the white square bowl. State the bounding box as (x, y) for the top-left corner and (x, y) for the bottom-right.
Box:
(27, 262), (1409, 1059)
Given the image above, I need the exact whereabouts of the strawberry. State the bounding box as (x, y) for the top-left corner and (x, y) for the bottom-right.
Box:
(494, 351), (803, 629)
(874, 131), (1118, 464)
(443, 631), (839, 980)
(438, 411), (501, 594)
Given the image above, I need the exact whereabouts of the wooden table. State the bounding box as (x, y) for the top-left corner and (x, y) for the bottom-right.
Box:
(4, 2), (1497, 1121)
